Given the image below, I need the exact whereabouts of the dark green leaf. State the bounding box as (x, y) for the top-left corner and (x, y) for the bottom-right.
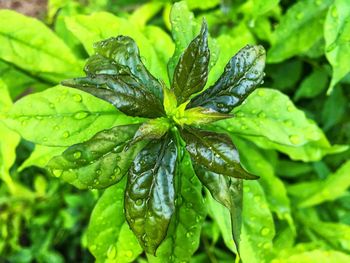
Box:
(194, 165), (242, 251)
(147, 151), (206, 262)
(92, 36), (163, 100)
(171, 20), (210, 104)
(125, 136), (177, 254)
(189, 45), (265, 113)
(47, 125), (144, 189)
(181, 127), (258, 179)
(62, 74), (165, 118)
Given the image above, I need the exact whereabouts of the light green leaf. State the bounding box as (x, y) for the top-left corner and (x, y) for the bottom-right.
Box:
(185, 0), (220, 10)
(240, 181), (275, 263)
(3, 85), (141, 147)
(147, 153), (206, 262)
(64, 12), (168, 82)
(212, 88), (347, 161)
(274, 249), (350, 263)
(251, 0), (280, 16)
(233, 137), (293, 228)
(268, 0), (332, 63)
(322, 86), (346, 130)
(298, 160), (350, 207)
(325, 0), (350, 92)
(130, 2), (164, 27)
(19, 145), (65, 171)
(0, 10), (82, 82)
(294, 67), (328, 101)
(47, 125), (144, 189)
(87, 178), (142, 263)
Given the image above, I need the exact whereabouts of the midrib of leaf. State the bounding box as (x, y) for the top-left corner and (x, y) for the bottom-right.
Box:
(0, 31), (77, 65)
(7, 111), (118, 118)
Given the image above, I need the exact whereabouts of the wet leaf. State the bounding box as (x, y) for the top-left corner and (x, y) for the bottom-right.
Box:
(125, 137), (177, 254)
(172, 20), (210, 104)
(181, 127), (258, 179)
(47, 125), (145, 189)
(189, 45), (265, 113)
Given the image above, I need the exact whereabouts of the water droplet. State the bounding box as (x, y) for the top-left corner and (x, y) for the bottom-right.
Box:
(74, 111), (89, 119)
(73, 151), (81, 159)
(186, 231), (193, 238)
(125, 250), (133, 258)
(135, 199), (143, 206)
(49, 103), (55, 109)
(52, 169), (63, 178)
(96, 169), (101, 175)
(43, 137), (48, 142)
(90, 244), (97, 251)
(243, 185), (250, 192)
(73, 94), (82, 102)
(287, 105), (295, 112)
(260, 227), (270, 236)
(258, 111), (266, 118)
(289, 135), (301, 145)
(257, 90), (265, 96)
(35, 116), (43, 120)
(195, 215), (202, 223)
(107, 245), (116, 259)
(283, 120), (293, 127)
(53, 125), (59, 131)
(62, 131), (70, 138)
(113, 166), (121, 175)
(186, 202), (193, 209)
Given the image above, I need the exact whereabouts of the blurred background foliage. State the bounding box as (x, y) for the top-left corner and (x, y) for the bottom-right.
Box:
(0, 0), (349, 262)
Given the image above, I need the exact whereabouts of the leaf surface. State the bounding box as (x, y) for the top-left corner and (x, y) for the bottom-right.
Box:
(125, 137), (177, 254)
(189, 45), (265, 113)
(47, 125), (144, 189)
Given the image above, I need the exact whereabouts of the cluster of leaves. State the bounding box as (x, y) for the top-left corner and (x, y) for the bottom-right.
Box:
(0, 0), (350, 262)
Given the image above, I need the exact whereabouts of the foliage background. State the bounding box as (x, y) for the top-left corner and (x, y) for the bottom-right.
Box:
(0, 0), (349, 262)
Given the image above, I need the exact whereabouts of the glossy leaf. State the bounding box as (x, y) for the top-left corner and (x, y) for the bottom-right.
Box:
(251, 0), (280, 16)
(194, 165), (243, 251)
(325, 0), (350, 92)
(64, 12), (168, 81)
(147, 152), (206, 262)
(177, 107), (232, 126)
(87, 178), (142, 262)
(130, 118), (170, 146)
(268, 0), (332, 63)
(47, 125), (144, 189)
(211, 88), (347, 161)
(181, 127), (258, 179)
(62, 74), (165, 118)
(91, 36), (163, 100)
(0, 10), (82, 82)
(274, 249), (350, 263)
(189, 45), (266, 113)
(125, 137), (177, 254)
(3, 86), (141, 146)
(172, 20), (210, 104)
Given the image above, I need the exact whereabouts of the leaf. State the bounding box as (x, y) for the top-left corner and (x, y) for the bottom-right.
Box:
(87, 178), (142, 262)
(268, 0), (332, 63)
(233, 137), (294, 229)
(274, 249), (350, 263)
(3, 85), (142, 146)
(251, 0), (280, 16)
(64, 12), (168, 81)
(177, 107), (232, 126)
(62, 74), (165, 118)
(180, 127), (258, 179)
(294, 67), (328, 101)
(0, 10), (82, 82)
(124, 136), (177, 254)
(194, 165), (243, 251)
(19, 145), (65, 171)
(298, 160), (350, 207)
(239, 181), (275, 263)
(189, 45), (266, 113)
(168, 1), (199, 81)
(47, 125), (145, 189)
(130, 118), (170, 146)
(130, 2), (164, 27)
(324, 0), (350, 92)
(185, 0), (220, 10)
(91, 36), (163, 100)
(147, 152), (206, 262)
(172, 20), (210, 104)
(211, 88), (347, 161)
